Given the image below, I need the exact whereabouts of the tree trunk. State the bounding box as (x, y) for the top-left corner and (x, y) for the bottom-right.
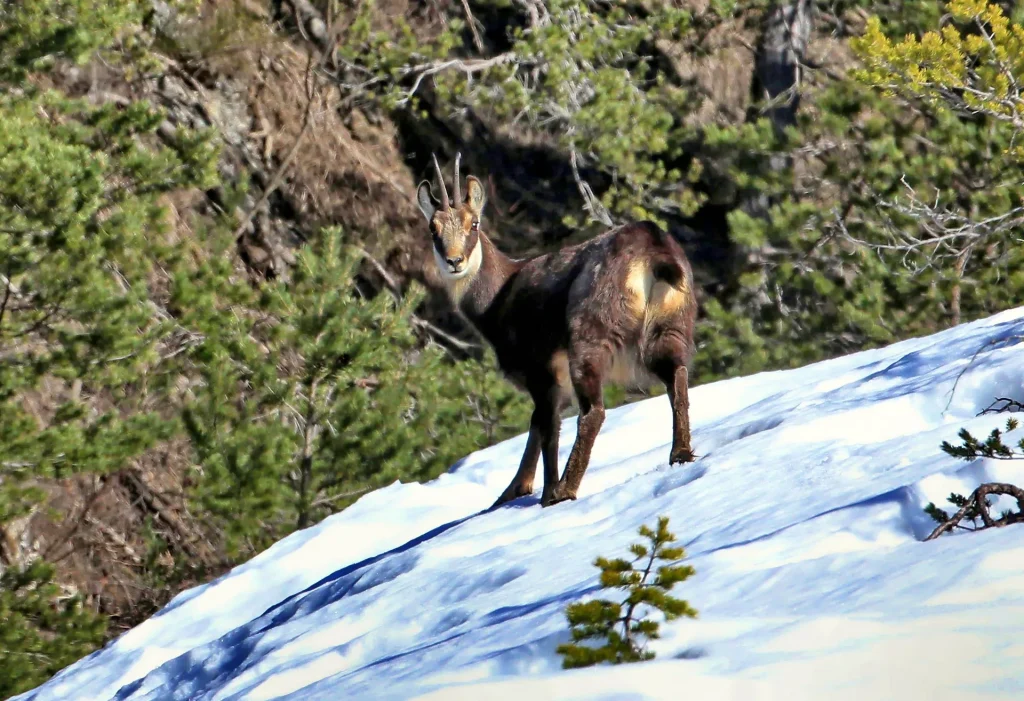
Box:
(296, 379), (319, 531)
(743, 0), (813, 219)
(755, 0), (812, 134)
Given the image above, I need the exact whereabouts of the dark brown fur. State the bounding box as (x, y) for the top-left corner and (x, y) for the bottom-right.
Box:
(417, 156), (698, 507)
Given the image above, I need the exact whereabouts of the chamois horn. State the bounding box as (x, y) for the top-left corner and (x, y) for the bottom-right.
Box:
(431, 153), (450, 210)
(453, 152), (462, 205)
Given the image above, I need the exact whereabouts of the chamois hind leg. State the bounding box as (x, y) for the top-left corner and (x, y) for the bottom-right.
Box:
(646, 330), (695, 465)
(544, 351), (607, 506)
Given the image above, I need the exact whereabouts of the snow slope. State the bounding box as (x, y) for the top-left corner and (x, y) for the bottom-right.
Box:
(17, 307), (1024, 701)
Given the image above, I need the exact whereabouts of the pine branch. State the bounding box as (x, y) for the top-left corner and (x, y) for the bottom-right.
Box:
(925, 482), (1024, 540)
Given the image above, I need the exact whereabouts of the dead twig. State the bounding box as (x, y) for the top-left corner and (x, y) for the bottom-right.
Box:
(925, 482), (1024, 540)
(234, 52), (321, 241)
(40, 476), (114, 562)
(311, 486), (372, 509)
(569, 147), (614, 227)
(980, 397), (1024, 415)
(393, 53), (519, 106)
(122, 469), (205, 559)
(85, 515), (143, 565)
(839, 176), (1024, 275)
(460, 0), (485, 53)
(943, 334), (1024, 412)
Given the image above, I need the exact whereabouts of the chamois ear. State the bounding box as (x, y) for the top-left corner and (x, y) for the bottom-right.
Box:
(416, 180), (437, 223)
(465, 175), (486, 215)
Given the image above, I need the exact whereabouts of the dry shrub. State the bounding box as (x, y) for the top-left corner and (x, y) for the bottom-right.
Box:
(250, 46), (422, 249)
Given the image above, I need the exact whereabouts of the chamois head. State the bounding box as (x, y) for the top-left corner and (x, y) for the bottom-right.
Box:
(416, 153), (486, 280)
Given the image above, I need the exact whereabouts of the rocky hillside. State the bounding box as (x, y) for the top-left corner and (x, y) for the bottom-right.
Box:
(3, 0), (1024, 695)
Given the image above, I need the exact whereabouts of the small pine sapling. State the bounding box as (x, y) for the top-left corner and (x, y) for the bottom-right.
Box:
(939, 418), (1024, 461)
(556, 516), (697, 669)
(925, 416), (1024, 540)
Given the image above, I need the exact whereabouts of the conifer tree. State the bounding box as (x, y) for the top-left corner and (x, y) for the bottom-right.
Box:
(0, 562), (107, 698)
(0, 0), (217, 681)
(0, 88), (218, 524)
(694, 0), (1024, 380)
(557, 516), (697, 668)
(940, 418), (1024, 462)
(181, 227), (530, 551)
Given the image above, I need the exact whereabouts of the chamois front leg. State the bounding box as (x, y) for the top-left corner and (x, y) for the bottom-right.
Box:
(544, 358), (605, 506)
(492, 422), (541, 508)
(493, 389), (561, 508)
(536, 389), (563, 506)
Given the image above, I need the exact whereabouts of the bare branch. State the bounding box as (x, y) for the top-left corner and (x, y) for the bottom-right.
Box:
(311, 486), (372, 509)
(351, 245), (481, 355)
(85, 514), (143, 565)
(0, 269), (13, 333)
(234, 53), (321, 241)
(459, 0), (485, 53)
(980, 397), (1024, 415)
(392, 53), (519, 106)
(570, 147), (614, 227)
(925, 482), (1024, 540)
(943, 334), (1024, 412)
(837, 176), (1024, 274)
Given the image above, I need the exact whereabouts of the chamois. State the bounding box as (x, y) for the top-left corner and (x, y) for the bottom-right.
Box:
(416, 154), (698, 508)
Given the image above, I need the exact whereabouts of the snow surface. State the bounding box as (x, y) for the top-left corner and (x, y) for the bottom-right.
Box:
(17, 307), (1024, 701)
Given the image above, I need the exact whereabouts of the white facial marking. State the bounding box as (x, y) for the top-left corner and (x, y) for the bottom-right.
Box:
(433, 239), (482, 282)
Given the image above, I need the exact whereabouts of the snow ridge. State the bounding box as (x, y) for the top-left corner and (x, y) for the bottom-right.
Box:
(17, 307), (1024, 701)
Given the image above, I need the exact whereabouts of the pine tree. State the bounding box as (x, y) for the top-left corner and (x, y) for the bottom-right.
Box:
(181, 227), (530, 552)
(336, 0), (708, 228)
(0, 0), (220, 523)
(693, 0), (1024, 381)
(0, 0), (218, 684)
(556, 516), (697, 669)
(0, 87), (218, 522)
(0, 561), (107, 698)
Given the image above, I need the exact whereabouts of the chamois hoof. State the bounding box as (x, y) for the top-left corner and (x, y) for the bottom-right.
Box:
(670, 448), (697, 465)
(541, 484), (577, 507)
(491, 484), (534, 509)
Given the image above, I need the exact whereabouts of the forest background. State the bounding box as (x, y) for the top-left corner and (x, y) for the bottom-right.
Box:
(3, 0), (1024, 694)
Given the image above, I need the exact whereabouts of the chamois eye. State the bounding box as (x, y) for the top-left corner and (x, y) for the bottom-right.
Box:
(471, 220), (480, 231)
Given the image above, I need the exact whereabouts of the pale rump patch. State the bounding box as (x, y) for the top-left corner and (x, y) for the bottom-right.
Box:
(624, 259), (655, 320)
(624, 258), (689, 330)
(648, 279), (688, 320)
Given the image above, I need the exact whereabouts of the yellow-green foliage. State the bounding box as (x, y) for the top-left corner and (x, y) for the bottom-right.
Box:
(852, 0), (1024, 149)
(556, 517), (697, 669)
